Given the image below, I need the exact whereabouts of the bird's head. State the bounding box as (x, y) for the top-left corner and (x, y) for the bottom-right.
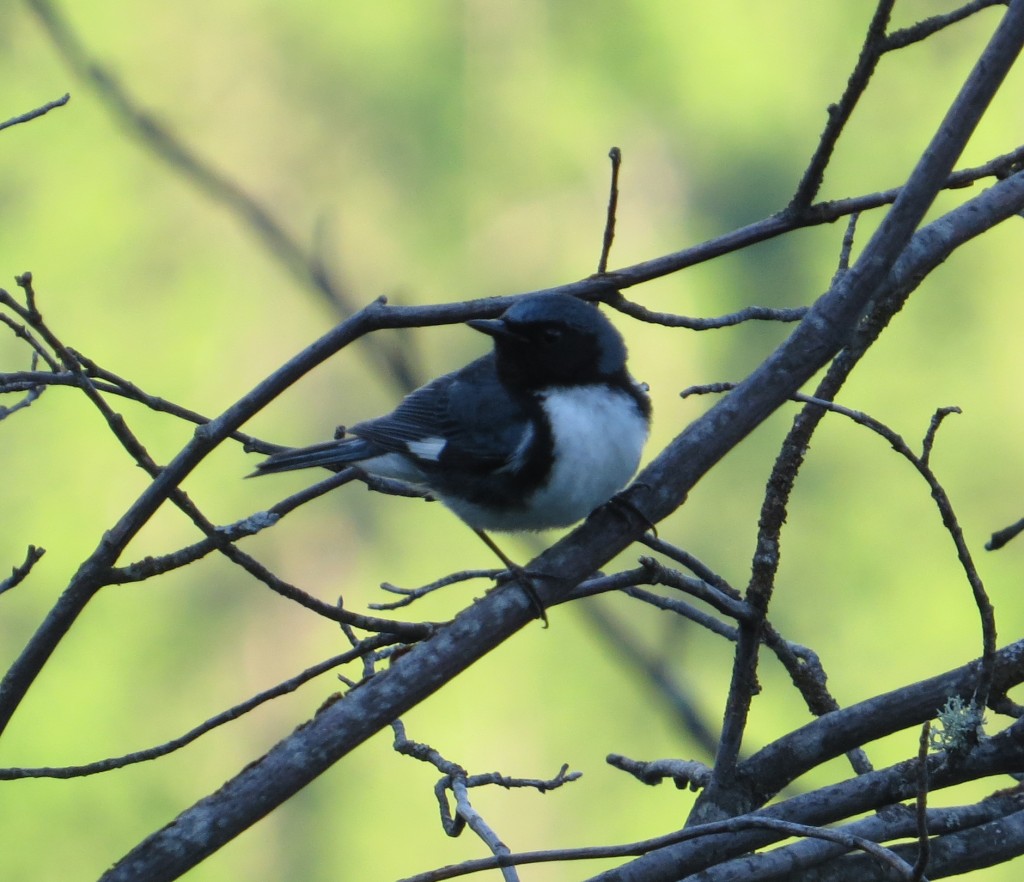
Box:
(467, 293), (628, 389)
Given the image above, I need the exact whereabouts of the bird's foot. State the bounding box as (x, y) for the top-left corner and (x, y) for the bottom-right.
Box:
(494, 565), (550, 627)
(473, 528), (550, 626)
(603, 484), (659, 537)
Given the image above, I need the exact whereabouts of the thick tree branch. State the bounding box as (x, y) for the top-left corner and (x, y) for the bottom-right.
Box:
(588, 718), (1024, 882)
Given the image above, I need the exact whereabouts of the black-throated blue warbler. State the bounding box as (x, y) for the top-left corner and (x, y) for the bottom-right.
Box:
(252, 293), (651, 613)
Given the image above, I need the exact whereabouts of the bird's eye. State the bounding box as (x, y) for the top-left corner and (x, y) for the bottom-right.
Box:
(539, 327), (563, 344)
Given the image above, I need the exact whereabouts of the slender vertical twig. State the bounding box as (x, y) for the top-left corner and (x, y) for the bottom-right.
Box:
(598, 147), (622, 274)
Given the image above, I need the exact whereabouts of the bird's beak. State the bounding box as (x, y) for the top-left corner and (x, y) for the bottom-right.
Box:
(467, 317), (520, 340)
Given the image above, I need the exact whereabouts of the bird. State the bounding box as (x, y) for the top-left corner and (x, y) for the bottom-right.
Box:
(252, 292), (651, 613)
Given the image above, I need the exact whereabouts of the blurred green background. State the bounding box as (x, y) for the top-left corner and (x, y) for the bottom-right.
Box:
(2, 1), (1024, 880)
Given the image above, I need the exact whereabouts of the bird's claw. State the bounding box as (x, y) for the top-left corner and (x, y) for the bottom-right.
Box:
(494, 566), (550, 627)
(604, 484), (658, 537)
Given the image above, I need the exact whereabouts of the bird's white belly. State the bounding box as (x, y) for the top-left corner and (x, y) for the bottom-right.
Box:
(530, 385), (648, 526)
(452, 385), (648, 532)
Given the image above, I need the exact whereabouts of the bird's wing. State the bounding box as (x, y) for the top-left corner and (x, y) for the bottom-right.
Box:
(351, 356), (534, 472)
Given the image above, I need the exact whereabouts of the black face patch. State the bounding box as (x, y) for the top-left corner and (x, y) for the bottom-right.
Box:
(492, 319), (606, 388)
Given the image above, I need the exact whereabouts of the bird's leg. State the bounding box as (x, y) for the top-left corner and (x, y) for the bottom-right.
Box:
(473, 528), (518, 570)
(473, 529), (549, 626)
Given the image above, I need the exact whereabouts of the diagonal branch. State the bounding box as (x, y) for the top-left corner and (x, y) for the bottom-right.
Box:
(790, 0), (895, 208)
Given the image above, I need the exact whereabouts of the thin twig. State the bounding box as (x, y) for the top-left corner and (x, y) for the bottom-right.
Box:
(568, 564), (841, 735)
(688, 379), (997, 723)
(598, 147), (622, 274)
(399, 811), (922, 882)
(392, 718), (577, 880)
(637, 535), (734, 590)
(912, 722), (932, 881)
(0, 546), (46, 597)
(884, 0), (1008, 52)
(0, 297), (61, 370)
(607, 298), (806, 330)
(794, 394), (995, 716)
(71, 349), (278, 453)
(791, 0), (1005, 210)
(371, 570), (500, 610)
(791, 0), (895, 208)
(921, 406), (961, 468)
(638, 557), (753, 622)
(0, 93), (70, 132)
(0, 367), (270, 451)
(0, 373), (44, 421)
(9, 275), (164, 473)
(608, 754), (713, 790)
(109, 472), (356, 582)
(987, 516), (1024, 550)
(450, 779), (518, 882)
(0, 637), (395, 780)
(625, 587), (738, 642)
(834, 212), (860, 279)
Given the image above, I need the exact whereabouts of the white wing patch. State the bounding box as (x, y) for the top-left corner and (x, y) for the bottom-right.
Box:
(406, 436), (447, 462)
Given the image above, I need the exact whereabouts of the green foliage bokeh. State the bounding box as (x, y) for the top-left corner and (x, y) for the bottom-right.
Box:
(2, 2), (1023, 880)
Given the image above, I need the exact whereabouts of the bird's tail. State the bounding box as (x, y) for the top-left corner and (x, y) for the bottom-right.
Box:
(249, 437), (376, 477)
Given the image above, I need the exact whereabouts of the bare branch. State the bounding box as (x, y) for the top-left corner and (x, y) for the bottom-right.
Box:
(737, 638), (1024, 811)
(0, 93), (70, 132)
(607, 755), (712, 790)
(392, 719), (578, 881)
(884, 0), (1009, 52)
(790, 395), (995, 718)
(791, 0), (895, 208)
(0, 369), (44, 421)
(588, 718), (1024, 882)
(0, 638), (394, 780)
(0, 546), (46, 597)
(792, 0), (1009, 209)
(987, 515), (1024, 550)
(0, 291), (61, 370)
(921, 405), (962, 468)
(404, 781), (957, 882)
(606, 296), (807, 330)
(693, 151), (1024, 824)
(371, 569), (500, 611)
(661, 793), (1024, 882)
(912, 723), (932, 882)
(597, 147), (622, 274)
